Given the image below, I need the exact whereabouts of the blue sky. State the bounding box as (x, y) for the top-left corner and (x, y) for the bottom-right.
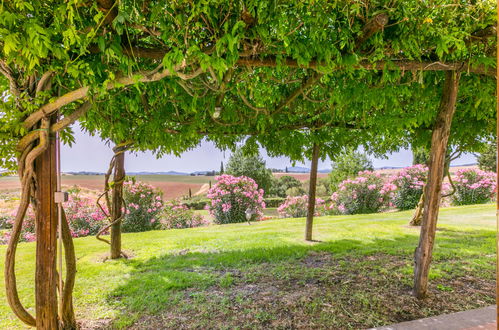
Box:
(61, 125), (477, 173)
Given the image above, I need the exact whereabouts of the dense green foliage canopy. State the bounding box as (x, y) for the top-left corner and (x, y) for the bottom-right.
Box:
(0, 0), (497, 170)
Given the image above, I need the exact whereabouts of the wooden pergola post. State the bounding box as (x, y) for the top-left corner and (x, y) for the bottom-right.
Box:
(34, 117), (59, 328)
(305, 143), (320, 241)
(110, 150), (125, 259)
(413, 71), (461, 299)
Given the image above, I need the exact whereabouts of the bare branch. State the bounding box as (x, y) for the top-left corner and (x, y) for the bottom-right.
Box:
(236, 57), (496, 77)
(35, 71), (55, 96)
(17, 101), (92, 152)
(275, 73), (323, 112)
(355, 13), (389, 48)
(23, 62), (203, 130)
(0, 60), (21, 97)
(237, 88), (269, 113)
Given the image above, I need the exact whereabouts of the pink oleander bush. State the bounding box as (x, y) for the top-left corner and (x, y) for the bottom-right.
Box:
(390, 164), (428, 210)
(208, 174), (265, 224)
(277, 195), (326, 218)
(122, 179), (164, 232)
(160, 199), (209, 229)
(452, 168), (496, 205)
(0, 232), (10, 245)
(1, 192), (108, 244)
(331, 170), (396, 214)
(65, 193), (108, 237)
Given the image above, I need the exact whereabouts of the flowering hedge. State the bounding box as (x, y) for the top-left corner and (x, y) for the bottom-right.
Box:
(122, 180), (164, 232)
(452, 168), (496, 205)
(65, 194), (108, 237)
(1, 193), (108, 244)
(207, 174), (265, 224)
(277, 195), (326, 218)
(160, 199), (208, 229)
(391, 164), (428, 210)
(331, 171), (396, 214)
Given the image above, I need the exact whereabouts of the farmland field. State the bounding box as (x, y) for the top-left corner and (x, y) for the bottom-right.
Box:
(0, 174), (213, 200)
(0, 166), (475, 200)
(0, 173), (327, 200)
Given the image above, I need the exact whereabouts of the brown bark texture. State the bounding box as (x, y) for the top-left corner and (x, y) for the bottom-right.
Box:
(110, 151), (125, 259)
(34, 124), (59, 329)
(305, 143), (320, 241)
(413, 71), (461, 299)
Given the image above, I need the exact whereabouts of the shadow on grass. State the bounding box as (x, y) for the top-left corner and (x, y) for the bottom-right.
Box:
(105, 227), (495, 327)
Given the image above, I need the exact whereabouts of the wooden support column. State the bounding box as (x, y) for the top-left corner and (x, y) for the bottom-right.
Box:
(305, 143), (320, 241)
(34, 118), (59, 329)
(413, 71), (461, 299)
(110, 150), (125, 259)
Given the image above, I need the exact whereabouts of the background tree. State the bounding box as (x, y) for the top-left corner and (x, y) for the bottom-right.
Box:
(412, 147), (430, 165)
(328, 150), (374, 192)
(225, 148), (273, 195)
(270, 175), (303, 197)
(477, 143), (496, 172)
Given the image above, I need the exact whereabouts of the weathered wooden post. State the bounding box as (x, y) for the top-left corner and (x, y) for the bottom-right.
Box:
(110, 148), (125, 259)
(34, 116), (59, 328)
(305, 143), (320, 241)
(413, 71), (461, 298)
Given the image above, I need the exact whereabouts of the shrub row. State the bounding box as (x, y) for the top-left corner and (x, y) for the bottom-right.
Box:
(181, 196), (286, 210)
(182, 197), (211, 210)
(1, 179), (209, 245)
(278, 166), (496, 217)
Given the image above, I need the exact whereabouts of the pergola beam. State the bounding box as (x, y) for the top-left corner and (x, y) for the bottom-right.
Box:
(237, 58), (495, 77)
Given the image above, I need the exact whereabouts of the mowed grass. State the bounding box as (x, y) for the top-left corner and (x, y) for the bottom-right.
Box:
(0, 204), (495, 329)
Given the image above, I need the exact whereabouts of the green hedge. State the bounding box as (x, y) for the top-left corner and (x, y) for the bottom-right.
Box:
(182, 198), (210, 210)
(264, 197), (286, 208)
(182, 197), (287, 209)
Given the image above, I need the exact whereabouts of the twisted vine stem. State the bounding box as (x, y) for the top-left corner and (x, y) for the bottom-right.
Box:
(96, 142), (132, 258)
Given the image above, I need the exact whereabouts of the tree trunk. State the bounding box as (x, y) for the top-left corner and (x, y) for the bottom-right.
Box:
(110, 151), (125, 259)
(60, 209), (77, 329)
(34, 117), (59, 329)
(410, 191), (425, 226)
(410, 154), (452, 226)
(413, 71), (461, 299)
(305, 143), (320, 241)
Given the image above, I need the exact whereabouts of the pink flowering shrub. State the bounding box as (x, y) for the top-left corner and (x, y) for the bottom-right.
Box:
(391, 164), (428, 210)
(122, 179), (164, 232)
(277, 195), (326, 218)
(207, 175), (265, 224)
(0, 231), (10, 245)
(65, 193), (108, 237)
(452, 168), (496, 205)
(331, 171), (396, 214)
(1, 192), (107, 244)
(160, 199), (209, 229)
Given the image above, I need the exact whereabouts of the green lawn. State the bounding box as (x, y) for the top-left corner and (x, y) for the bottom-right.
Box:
(0, 204), (495, 329)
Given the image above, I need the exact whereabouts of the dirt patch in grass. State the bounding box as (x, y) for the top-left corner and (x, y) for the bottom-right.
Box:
(125, 251), (494, 329)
